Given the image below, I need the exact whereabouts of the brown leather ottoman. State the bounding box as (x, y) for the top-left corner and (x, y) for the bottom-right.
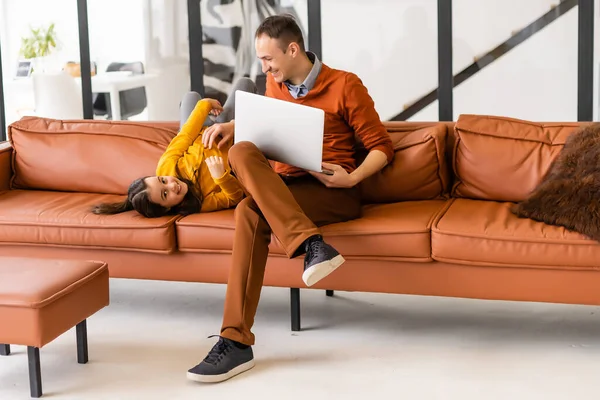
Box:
(0, 257), (109, 398)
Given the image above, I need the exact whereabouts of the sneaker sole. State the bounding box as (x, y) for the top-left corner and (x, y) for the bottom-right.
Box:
(186, 359), (255, 383)
(302, 254), (345, 287)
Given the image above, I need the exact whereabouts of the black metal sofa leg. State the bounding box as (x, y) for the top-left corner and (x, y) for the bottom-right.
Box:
(291, 288), (301, 331)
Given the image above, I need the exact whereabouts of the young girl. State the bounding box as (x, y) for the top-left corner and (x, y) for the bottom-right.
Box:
(92, 78), (257, 217)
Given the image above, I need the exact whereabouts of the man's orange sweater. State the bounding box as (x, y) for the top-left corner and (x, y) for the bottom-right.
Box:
(265, 63), (394, 177)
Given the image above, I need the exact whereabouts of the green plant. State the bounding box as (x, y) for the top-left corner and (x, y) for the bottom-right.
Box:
(19, 23), (58, 59)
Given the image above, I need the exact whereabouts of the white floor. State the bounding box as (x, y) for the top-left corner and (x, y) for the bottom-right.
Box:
(1, 278), (600, 399)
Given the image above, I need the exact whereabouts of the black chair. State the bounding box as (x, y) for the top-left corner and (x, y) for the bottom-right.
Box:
(93, 61), (148, 120)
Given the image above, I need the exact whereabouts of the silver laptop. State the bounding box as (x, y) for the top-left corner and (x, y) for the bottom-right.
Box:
(234, 90), (326, 173)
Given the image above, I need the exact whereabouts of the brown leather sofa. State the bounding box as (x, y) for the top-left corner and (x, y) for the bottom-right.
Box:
(1, 114), (598, 331)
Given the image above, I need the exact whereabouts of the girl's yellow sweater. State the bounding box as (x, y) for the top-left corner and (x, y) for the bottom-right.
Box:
(155, 99), (244, 212)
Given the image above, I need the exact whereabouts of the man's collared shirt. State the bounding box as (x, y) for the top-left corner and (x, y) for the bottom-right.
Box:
(284, 51), (322, 99)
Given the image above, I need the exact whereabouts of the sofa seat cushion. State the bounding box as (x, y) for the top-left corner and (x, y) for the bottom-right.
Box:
(0, 190), (178, 253)
(177, 200), (449, 261)
(176, 209), (236, 253)
(432, 198), (600, 268)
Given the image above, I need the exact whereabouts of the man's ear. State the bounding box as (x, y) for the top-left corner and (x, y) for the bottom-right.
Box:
(288, 42), (300, 57)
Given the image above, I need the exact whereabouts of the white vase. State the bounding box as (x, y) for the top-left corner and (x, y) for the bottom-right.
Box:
(32, 57), (47, 73)
(33, 55), (60, 74)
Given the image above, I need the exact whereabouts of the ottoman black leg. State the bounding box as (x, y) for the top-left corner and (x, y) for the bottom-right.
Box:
(27, 346), (42, 398)
(326, 290), (334, 297)
(76, 319), (88, 364)
(0, 344), (9, 355)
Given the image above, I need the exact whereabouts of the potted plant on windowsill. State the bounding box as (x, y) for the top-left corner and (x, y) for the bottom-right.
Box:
(19, 23), (58, 73)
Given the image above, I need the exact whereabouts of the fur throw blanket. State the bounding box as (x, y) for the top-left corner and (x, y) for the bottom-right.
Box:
(511, 123), (600, 241)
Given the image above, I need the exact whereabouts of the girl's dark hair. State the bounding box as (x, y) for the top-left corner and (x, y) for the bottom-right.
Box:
(92, 174), (203, 218)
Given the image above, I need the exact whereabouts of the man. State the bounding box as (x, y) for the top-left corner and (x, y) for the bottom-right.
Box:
(187, 14), (394, 383)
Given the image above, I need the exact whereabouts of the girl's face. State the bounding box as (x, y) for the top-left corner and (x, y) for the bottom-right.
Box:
(144, 176), (188, 209)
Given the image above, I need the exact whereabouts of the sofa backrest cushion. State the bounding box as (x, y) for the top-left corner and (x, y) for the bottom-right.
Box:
(451, 114), (585, 202)
(8, 117), (176, 195)
(359, 122), (449, 203)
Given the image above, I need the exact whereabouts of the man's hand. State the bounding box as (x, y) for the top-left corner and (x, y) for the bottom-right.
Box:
(309, 162), (357, 189)
(206, 156), (226, 179)
(202, 121), (234, 150)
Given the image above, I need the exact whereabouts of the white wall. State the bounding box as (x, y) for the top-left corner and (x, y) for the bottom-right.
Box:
(1, 0), (599, 126)
(322, 0), (437, 122)
(451, 5), (579, 122)
(88, 0), (147, 71)
(143, 0), (191, 121)
(320, 0), (599, 122)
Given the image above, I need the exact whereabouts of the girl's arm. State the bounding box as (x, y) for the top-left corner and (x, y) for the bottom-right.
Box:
(200, 173), (245, 212)
(156, 99), (214, 175)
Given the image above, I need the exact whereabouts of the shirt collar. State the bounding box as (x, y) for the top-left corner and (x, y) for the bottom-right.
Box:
(284, 51), (322, 92)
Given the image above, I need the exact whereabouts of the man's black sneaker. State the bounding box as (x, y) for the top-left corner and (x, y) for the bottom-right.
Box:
(187, 337), (254, 383)
(302, 235), (345, 287)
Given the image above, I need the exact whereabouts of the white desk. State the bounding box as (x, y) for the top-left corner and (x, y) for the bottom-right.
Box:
(86, 73), (157, 120)
(6, 72), (158, 120)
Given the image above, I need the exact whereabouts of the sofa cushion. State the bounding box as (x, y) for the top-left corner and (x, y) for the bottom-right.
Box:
(177, 200), (449, 261)
(8, 117), (176, 195)
(432, 198), (600, 269)
(0, 142), (11, 192)
(510, 124), (600, 242)
(359, 123), (449, 203)
(451, 114), (585, 202)
(0, 190), (178, 253)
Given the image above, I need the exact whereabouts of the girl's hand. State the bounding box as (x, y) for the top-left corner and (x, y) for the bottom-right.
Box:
(206, 156), (226, 179)
(205, 98), (223, 116)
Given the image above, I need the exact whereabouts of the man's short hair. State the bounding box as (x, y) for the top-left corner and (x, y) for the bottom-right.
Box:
(255, 14), (305, 53)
